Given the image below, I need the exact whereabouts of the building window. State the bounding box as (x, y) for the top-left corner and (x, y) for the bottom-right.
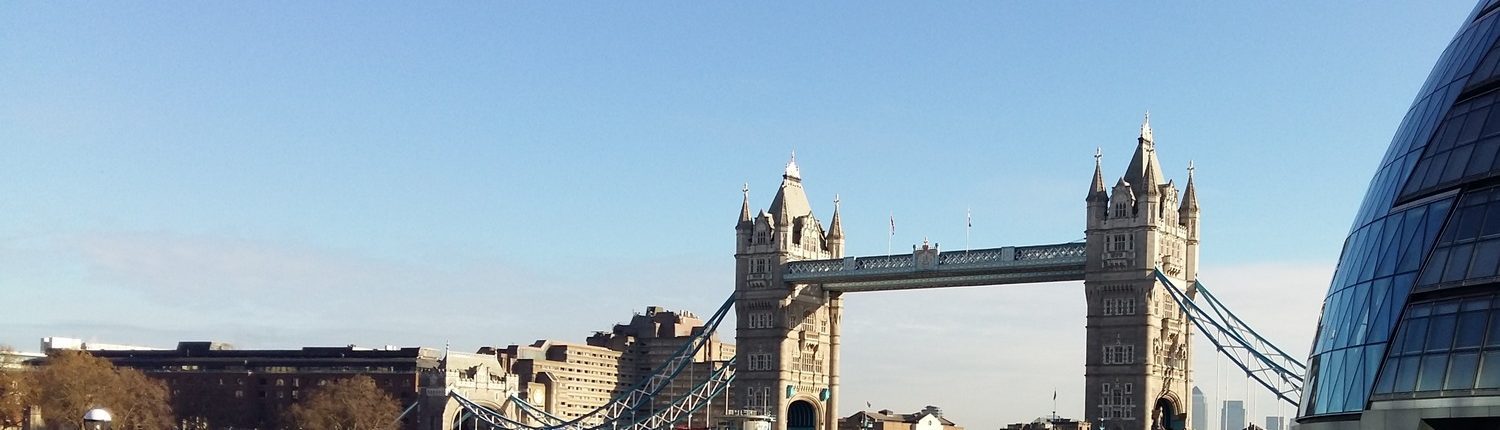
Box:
(1099, 382), (1135, 419)
(747, 353), (774, 371)
(752, 259), (770, 274)
(1104, 345), (1135, 365)
(749, 312), (775, 329)
(1103, 298), (1137, 316)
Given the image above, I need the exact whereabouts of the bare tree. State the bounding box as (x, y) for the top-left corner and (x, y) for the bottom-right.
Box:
(29, 350), (174, 430)
(0, 345), (33, 429)
(285, 375), (400, 430)
(111, 368), (174, 430)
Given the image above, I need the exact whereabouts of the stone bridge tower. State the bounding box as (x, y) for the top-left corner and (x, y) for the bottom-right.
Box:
(1083, 115), (1199, 430)
(734, 154), (844, 430)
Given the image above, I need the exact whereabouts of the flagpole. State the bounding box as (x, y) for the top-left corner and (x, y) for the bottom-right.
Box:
(966, 207), (971, 253)
(888, 212), (894, 256)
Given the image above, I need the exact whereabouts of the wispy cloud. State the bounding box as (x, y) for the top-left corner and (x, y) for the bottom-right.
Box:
(5, 231), (728, 351)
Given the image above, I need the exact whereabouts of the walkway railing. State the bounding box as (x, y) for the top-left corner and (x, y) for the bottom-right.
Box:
(783, 242), (1087, 291)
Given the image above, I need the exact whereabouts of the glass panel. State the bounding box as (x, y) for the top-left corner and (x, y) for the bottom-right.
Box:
(1442, 146), (1476, 183)
(1402, 317), (1430, 354)
(1442, 243), (1474, 282)
(1428, 314), (1458, 351)
(1418, 354), (1450, 391)
(1377, 217), (1405, 278)
(1483, 204), (1500, 236)
(1437, 299), (1463, 314)
(1471, 239), (1500, 278)
(1329, 360), (1349, 412)
(1413, 302), (1435, 317)
(1421, 248), (1450, 285)
(1395, 355), (1422, 392)
(1464, 295), (1493, 311)
(1458, 205), (1488, 240)
(1344, 347), (1368, 408)
(1375, 356), (1399, 394)
(1466, 139), (1500, 177)
(1457, 311), (1488, 349)
(1479, 351), (1500, 388)
(1344, 287), (1371, 348)
(1447, 352), (1481, 390)
(1462, 109), (1488, 143)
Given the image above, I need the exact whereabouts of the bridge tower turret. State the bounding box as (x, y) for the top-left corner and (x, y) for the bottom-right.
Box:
(1083, 114), (1197, 430)
(734, 153), (843, 430)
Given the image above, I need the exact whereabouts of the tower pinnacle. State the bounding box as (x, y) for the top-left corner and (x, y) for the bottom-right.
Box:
(828, 194), (843, 239)
(1181, 162), (1199, 213)
(1088, 147), (1108, 201)
(1124, 113), (1166, 198)
(739, 183), (753, 225)
(785, 151), (801, 180)
(1140, 111), (1154, 143)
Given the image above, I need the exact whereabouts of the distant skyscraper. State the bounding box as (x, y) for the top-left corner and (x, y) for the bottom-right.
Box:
(1192, 387), (1207, 430)
(1265, 416), (1283, 430)
(1220, 400), (1244, 430)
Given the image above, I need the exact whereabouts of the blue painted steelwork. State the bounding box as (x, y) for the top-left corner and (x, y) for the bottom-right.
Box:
(1155, 270), (1307, 406)
(783, 242), (1086, 291)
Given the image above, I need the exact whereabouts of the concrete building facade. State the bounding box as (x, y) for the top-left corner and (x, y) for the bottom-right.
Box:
(87, 341), (512, 430)
(838, 407), (962, 430)
(1191, 387), (1207, 430)
(501, 305), (735, 429)
(1220, 401), (1243, 430)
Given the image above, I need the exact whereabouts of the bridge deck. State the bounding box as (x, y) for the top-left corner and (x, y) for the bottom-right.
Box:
(782, 242), (1086, 292)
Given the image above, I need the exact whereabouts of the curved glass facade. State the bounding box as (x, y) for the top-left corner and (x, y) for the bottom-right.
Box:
(1300, 0), (1500, 420)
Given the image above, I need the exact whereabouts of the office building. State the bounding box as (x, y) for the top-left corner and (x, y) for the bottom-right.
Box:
(1298, 1), (1500, 429)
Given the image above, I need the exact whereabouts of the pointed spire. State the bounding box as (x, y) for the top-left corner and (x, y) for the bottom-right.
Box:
(769, 152), (812, 225)
(784, 150), (801, 180)
(827, 194), (843, 239)
(1180, 161), (1199, 213)
(1123, 112), (1165, 198)
(738, 183), (753, 225)
(1088, 147), (1108, 201)
(1141, 154), (1162, 197)
(1140, 111), (1154, 142)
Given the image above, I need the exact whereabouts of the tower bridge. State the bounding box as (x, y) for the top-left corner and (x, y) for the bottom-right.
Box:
(451, 115), (1304, 430)
(732, 115), (1197, 430)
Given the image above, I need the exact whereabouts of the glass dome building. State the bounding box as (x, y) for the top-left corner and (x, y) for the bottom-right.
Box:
(1298, 1), (1500, 428)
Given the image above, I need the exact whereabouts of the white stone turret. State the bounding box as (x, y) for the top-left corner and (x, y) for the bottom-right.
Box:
(1088, 148), (1109, 224)
(826, 195), (844, 257)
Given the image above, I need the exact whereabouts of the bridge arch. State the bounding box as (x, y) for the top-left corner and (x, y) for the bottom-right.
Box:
(1151, 392), (1184, 430)
(787, 398), (820, 430)
(443, 395), (508, 430)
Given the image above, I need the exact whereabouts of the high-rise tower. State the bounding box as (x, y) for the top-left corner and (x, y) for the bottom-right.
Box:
(1084, 115), (1199, 430)
(734, 153), (844, 430)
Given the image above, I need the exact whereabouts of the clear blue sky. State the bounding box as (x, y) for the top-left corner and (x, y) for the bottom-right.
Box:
(0, 1), (1480, 427)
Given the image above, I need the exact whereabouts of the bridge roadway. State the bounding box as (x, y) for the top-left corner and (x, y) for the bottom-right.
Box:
(781, 242), (1087, 292)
